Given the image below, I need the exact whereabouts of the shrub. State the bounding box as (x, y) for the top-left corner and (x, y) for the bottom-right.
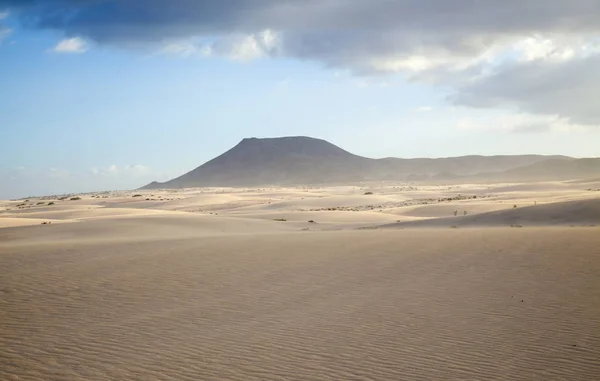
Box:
(273, 218), (287, 222)
(132, 194), (142, 198)
(48, 202), (55, 206)
(364, 191), (373, 195)
(70, 197), (81, 201)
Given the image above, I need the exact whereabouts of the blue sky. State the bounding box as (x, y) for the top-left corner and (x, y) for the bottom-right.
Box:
(1, 1), (600, 198)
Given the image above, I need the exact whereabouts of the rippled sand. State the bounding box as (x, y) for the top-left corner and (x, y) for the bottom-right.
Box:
(2, 223), (599, 380)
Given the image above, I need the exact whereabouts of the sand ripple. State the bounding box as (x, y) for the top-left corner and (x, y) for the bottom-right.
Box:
(2, 228), (599, 380)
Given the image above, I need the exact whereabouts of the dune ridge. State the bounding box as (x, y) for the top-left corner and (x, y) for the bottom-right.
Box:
(383, 198), (600, 229)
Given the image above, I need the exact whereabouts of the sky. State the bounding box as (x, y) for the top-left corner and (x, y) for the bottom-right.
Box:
(1, 0), (600, 199)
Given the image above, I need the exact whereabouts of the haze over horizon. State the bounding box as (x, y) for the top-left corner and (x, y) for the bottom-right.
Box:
(2, 1), (600, 198)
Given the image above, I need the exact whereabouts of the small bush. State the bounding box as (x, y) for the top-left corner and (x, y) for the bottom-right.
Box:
(132, 194), (142, 198)
(70, 197), (81, 201)
(364, 191), (373, 195)
(36, 202), (45, 205)
(308, 220), (316, 224)
(48, 202), (55, 206)
(273, 218), (287, 222)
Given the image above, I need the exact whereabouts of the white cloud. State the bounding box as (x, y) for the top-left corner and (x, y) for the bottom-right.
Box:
(124, 164), (151, 177)
(90, 164), (150, 178)
(205, 29), (280, 62)
(159, 29), (280, 62)
(106, 164), (118, 174)
(455, 112), (584, 134)
(416, 106), (433, 112)
(159, 40), (199, 57)
(0, 11), (8, 20)
(51, 37), (89, 53)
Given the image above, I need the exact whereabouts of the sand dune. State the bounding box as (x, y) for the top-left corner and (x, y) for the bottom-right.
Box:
(0, 217), (73, 228)
(386, 197), (600, 228)
(2, 181), (600, 380)
(2, 227), (600, 380)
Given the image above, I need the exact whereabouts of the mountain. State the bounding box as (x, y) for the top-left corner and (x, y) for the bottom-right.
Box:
(483, 158), (600, 182)
(144, 137), (372, 189)
(141, 136), (581, 189)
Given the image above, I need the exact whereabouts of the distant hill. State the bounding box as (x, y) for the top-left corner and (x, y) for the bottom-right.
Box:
(141, 136), (584, 189)
(481, 158), (600, 182)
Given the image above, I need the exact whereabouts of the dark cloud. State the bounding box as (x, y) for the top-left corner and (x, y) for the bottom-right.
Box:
(3, 1), (600, 46)
(451, 55), (600, 126)
(3, 0), (600, 126)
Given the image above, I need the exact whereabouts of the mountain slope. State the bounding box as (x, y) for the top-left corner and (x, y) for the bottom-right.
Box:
(144, 137), (373, 189)
(474, 158), (600, 182)
(142, 136), (577, 189)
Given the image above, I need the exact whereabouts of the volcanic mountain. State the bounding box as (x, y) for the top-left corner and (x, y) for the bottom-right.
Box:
(141, 136), (590, 189)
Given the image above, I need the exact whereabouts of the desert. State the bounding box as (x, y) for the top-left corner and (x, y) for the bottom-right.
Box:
(2, 172), (600, 380)
(4, 1), (600, 378)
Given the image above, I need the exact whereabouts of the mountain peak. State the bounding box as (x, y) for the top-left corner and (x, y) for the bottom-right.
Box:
(140, 136), (581, 189)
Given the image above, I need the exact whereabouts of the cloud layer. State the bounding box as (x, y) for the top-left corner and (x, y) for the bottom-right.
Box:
(3, 0), (600, 127)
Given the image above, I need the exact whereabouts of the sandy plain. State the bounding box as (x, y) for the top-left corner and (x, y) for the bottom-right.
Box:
(1, 180), (600, 380)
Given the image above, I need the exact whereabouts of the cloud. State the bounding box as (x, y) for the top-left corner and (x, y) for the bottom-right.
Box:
(0, 10), (8, 20)
(159, 40), (201, 57)
(89, 164), (150, 178)
(450, 54), (600, 127)
(416, 106), (433, 112)
(158, 29), (279, 61)
(5, 1), (598, 65)
(455, 112), (582, 134)
(51, 37), (88, 53)
(0, 25), (11, 41)
(4, 1), (600, 126)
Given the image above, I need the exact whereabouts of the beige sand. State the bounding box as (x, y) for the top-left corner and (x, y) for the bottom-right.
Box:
(1, 181), (600, 380)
